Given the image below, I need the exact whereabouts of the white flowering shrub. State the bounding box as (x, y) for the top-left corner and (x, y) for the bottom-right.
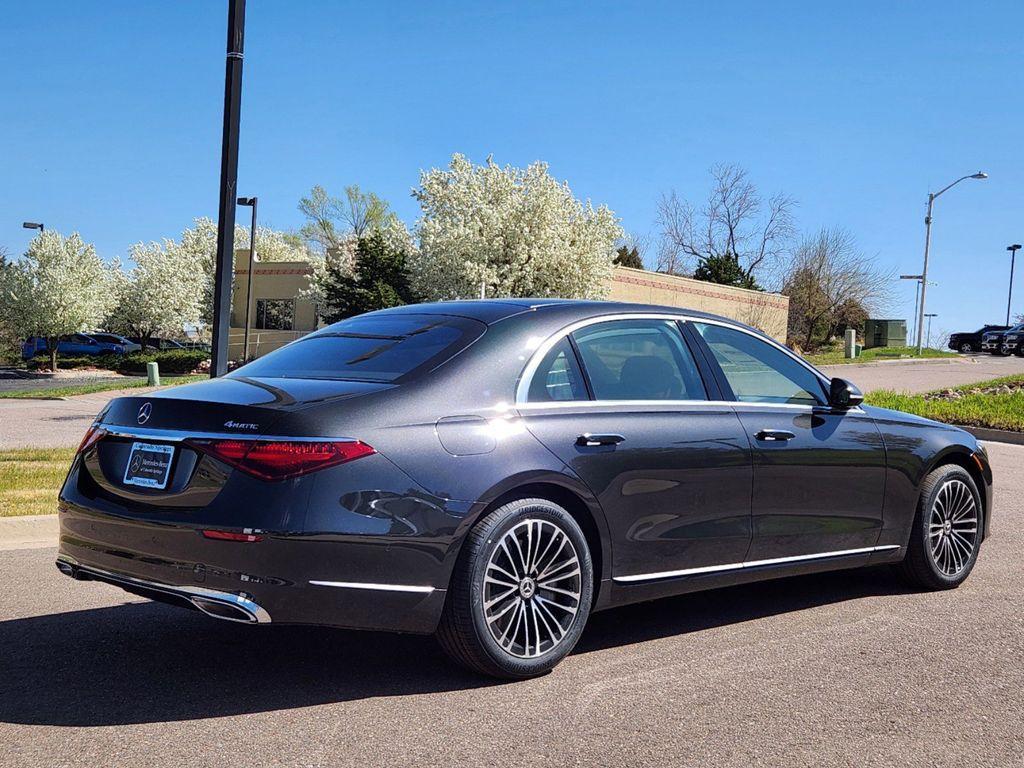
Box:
(0, 231), (113, 369)
(411, 154), (622, 300)
(106, 239), (207, 344)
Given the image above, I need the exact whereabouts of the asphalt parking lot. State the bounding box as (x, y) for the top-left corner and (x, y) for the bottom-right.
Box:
(820, 353), (1024, 394)
(1, 442), (1021, 767)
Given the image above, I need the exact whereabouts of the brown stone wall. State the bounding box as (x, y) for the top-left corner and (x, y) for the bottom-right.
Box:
(605, 267), (790, 341)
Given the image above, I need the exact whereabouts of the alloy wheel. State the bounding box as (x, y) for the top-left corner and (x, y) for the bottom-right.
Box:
(928, 479), (979, 577)
(482, 519), (582, 659)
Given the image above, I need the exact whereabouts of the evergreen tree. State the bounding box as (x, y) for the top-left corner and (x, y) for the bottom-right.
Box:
(613, 245), (644, 270)
(693, 252), (760, 290)
(321, 230), (417, 322)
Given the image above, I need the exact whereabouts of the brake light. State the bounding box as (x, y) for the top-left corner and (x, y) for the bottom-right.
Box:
(77, 424), (105, 454)
(187, 438), (375, 481)
(202, 529), (262, 542)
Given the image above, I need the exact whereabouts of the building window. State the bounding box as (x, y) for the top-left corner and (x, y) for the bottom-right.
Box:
(255, 299), (295, 330)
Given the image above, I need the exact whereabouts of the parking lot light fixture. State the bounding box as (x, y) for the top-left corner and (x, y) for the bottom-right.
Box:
(22, 221), (44, 233)
(237, 196), (258, 362)
(917, 171), (987, 354)
(1006, 244), (1022, 326)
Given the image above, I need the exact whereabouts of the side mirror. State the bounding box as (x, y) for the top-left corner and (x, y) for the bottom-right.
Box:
(829, 377), (863, 409)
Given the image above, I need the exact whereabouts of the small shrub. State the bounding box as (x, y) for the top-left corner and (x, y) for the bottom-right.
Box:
(115, 349), (210, 375)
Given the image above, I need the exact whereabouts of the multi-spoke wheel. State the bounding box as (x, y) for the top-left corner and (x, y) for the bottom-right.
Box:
(900, 465), (983, 590)
(437, 497), (593, 678)
(927, 478), (979, 578)
(483, 519), (582, 658)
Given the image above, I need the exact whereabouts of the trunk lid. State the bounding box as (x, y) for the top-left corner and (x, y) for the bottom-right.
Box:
(83, 376), (394, 508)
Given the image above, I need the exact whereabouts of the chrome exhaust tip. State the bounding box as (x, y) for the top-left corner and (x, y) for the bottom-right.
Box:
(190, 596), (260, 624)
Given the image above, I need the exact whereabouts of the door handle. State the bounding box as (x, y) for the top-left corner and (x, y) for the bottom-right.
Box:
(576, 433), (625, 447)
(755, 429), (796, 442)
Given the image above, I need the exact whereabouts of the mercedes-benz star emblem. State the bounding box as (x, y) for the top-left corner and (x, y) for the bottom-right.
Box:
(137, 402), (152, 424)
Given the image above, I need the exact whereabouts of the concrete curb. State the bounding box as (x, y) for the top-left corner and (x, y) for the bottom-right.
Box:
(820, 356), (968, 370)
(959, 425), (1024, 446)
(0, 514), (58, 551)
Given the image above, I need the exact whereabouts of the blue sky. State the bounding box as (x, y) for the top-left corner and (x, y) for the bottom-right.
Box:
(2, 0), (1022, 340)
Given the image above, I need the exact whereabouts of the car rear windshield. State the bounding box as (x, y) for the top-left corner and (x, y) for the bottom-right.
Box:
(229, 314), (486, 383)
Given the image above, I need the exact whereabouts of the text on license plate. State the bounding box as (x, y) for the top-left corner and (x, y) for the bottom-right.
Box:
(123, 442), (175, 489)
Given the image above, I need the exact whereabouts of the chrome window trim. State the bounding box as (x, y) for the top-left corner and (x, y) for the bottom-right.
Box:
(308, 579), (436, 594)
(613, 545), (901, 584)
(515, 312), (832, 407)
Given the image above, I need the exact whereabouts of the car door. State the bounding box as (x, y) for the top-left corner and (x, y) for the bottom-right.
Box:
(691, 322), (886, 562)
(517, 317), (753, 579)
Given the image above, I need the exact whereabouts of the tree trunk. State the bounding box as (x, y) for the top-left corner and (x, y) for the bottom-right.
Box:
(47, 338), (59, 372)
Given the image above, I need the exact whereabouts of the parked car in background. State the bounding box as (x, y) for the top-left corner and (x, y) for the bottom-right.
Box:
(56, 300), (993, 678)
(21, 333), (129, 360)
(127, 337), (188, 351)
(981, 323), (1024, 355)
(948, 325), (1008, 353)
(1000, 326), (1024, 356)
(89, 332), (142, 353)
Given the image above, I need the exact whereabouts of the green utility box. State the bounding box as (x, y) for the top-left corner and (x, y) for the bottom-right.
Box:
(863, 319), (907, 349)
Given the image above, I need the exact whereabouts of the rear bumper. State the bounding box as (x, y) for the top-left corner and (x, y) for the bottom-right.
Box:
(56, 505), (451, 634)
(56, 555), (272, 623)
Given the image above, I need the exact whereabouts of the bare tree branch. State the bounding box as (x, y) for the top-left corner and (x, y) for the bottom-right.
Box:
(655, 164), (795, 288)
(784, 227), (893, 350)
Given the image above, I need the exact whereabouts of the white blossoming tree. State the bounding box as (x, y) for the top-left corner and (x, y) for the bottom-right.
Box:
(0, 231), (113, 371)
(105, 239), (207, 348)
(411, 154), (623, 300)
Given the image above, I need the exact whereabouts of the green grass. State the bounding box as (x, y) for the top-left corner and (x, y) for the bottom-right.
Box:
(865, 374), (1024, 432)
(0, 374), (205, 399)
(0, 447), (76, 517)
(806, 343), (958, 366)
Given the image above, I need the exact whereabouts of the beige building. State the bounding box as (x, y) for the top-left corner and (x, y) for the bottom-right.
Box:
(229, 250), (318, 360)
(227, 257), (790, 359)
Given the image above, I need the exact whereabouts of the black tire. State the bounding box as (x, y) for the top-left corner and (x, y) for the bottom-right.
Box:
(958, 342), (973, 354)
(437, 497), (593, 679)
(899, 464), (982, 590)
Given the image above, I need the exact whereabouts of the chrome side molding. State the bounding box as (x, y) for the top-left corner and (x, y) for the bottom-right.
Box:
(613, 545), (901, 584)
(308, 579), (436, 594)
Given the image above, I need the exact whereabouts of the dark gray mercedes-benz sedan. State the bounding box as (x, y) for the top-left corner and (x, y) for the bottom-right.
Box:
(56, 300), (993, 678)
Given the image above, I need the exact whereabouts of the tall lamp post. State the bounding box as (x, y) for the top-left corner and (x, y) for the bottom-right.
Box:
(1005, 244), (1022, 326)
(900, 274), (923, 341)
(22, 221), (44, 234)
(917, 171), (988, 353)
(209, 0), (247, 378)
(237, 196), (258, 362)
(923, 313), (938, 350)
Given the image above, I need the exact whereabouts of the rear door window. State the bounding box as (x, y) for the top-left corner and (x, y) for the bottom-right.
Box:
(231, 314), (485, 382)
(571, 319), (707, 401)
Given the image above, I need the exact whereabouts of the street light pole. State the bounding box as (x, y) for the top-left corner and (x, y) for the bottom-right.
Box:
(916, 171), (988, 354)
(237, 196), (258, 361)
(22, 222), (44, 234)
(924, 313), (938, 350)
(1006, 244), (1021, 326)
(210, 0), (246, 378)
(899, 274), (923, 342)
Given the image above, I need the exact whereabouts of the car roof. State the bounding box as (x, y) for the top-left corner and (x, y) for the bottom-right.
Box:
(365, 298), (742, 328)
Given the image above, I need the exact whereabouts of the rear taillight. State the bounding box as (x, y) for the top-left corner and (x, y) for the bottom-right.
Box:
(187, 438), (375, 481)
(77, 424), (105, 454)
(202, 529), (262, 542)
